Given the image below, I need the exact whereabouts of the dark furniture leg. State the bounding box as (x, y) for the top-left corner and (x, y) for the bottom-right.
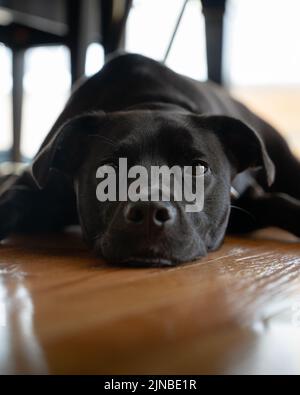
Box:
(100, 0), (132, 58)
(12, 48), (25, 162)
(202, 0), (226, 84)
(67, 0), (89, 84)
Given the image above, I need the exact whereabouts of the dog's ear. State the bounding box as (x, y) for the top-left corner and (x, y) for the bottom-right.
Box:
(31, 112), (106, 189)
(199, 115), (275, 186)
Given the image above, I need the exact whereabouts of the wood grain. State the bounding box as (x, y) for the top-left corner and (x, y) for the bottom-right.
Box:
(1, 227), (300, 374)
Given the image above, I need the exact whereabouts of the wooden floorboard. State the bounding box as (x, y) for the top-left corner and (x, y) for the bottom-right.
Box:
(1, 228), (300, 374)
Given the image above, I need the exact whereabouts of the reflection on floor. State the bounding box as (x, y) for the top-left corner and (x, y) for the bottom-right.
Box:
(0, 229), (300, 374)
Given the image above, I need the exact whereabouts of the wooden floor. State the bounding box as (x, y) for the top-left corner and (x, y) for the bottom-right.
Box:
(1, 88), (300, 374)
(1, 228), (300, 374)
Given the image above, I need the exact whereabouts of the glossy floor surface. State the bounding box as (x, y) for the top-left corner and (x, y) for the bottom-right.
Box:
(1, 228), (300, 374)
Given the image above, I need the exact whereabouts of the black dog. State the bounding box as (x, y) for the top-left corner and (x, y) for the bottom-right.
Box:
(1, 53), (299, 266)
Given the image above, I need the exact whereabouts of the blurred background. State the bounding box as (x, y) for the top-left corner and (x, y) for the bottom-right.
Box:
(0, 0), (300, 160)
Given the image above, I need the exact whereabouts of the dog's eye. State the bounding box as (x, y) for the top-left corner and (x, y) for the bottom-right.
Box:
(190, 159), (209, 176)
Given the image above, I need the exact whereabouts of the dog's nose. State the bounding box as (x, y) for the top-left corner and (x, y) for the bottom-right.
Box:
(124, 201), (175, 227)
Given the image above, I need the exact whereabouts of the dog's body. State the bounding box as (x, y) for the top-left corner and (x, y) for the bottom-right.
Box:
(1, 53), (300, 265)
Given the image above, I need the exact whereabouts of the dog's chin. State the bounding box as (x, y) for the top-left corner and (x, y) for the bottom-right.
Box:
(99, 247), (179, 267)
(94, 240), (181, 267)
(95, 243), (204, 268)
(112, 256), (175, 268)
(95, 231), (207, 267)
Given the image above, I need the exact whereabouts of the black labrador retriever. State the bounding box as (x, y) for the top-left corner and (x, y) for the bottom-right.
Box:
(1, 53), (299, 266)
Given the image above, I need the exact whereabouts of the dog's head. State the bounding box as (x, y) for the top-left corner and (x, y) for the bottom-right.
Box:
(31, 110), (274, 266)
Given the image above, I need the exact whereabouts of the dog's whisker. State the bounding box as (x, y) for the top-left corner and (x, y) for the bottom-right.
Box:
(230, 205), (256, 222)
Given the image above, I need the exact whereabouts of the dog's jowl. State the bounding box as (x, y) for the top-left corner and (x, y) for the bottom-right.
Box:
(1, 53), (300, 266)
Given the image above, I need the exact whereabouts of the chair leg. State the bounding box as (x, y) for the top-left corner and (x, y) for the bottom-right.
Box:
(100, 0), (132, 58)
(69, 41), (87, 86)
(202, 0), (226, 84)
(12, 49), (25, 163)
(67, 0), (89, 85)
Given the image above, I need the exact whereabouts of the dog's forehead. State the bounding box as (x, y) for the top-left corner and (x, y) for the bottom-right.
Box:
(109, 111), (199, 153)
(108, 110), (186, 131)
(87, 110), (221, 168)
